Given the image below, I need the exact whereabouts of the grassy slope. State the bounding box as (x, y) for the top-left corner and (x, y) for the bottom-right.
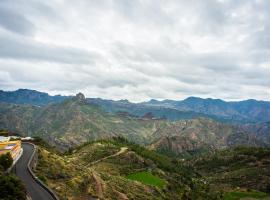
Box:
(35, 140), (166, 199)
(189, 146), (270, 199)
(35, 138), (222, 200)
(126, 171), (166, 188)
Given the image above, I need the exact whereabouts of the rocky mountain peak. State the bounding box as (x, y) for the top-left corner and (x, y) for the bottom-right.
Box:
(75, 93), (86, 102)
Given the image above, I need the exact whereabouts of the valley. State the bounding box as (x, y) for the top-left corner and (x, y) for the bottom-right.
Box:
(0, 90), (268, 154)
(0, 89), (270, 200)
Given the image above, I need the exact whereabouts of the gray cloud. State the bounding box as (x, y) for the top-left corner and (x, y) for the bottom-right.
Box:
(0, 32), (100, 64)
(0, 0), (270, 101)
(0, 6), (35, 35)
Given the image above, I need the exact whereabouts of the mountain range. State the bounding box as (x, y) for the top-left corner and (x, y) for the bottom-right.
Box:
(0, 89), (68, 106)
(2, 89), (270, 123)
(0, 89), (269, 155)
(141, 97), (270, 123)
(1, 88), (270, 200)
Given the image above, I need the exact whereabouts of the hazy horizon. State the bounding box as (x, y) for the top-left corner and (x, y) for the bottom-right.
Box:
(1, 88), (270, 103)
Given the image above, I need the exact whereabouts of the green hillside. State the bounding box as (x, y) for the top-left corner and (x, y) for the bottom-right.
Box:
(34, 138), (270, 200)
(188, 146), (270, 198)
(34, 138), (222, 200)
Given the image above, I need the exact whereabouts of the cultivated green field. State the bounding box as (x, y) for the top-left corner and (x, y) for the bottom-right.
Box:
(224, 190), (270, 200)
(126, 171), (166, 188)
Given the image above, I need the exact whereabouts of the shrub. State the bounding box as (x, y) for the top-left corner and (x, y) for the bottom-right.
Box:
(0, 174), (26, 200)
(0, 153), (13, 170)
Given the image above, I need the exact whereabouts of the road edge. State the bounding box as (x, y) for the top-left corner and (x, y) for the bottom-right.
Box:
(23, 142), (60, 200)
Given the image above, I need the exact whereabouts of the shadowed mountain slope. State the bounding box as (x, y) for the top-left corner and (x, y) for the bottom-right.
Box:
(0, 89), (69, 105)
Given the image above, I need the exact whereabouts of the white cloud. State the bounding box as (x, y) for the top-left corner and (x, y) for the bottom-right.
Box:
(0, 0), (269, 102)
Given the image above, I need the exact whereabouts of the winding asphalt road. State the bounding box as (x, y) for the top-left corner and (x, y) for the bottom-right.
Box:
(15, 143), (55, 200)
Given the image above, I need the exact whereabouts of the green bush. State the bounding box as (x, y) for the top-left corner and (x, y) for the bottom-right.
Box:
(0, 153), (13, 170)
(0, 174), (26, 200)
(38, 175), (48, 184)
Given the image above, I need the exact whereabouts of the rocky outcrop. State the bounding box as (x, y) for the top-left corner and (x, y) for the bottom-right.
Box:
(75, 93), (86, 103)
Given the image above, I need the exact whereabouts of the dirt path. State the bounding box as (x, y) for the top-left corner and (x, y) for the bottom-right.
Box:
(89, 147), (128, 166)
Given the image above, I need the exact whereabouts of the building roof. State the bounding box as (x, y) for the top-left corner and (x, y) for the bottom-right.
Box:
(0, 136), (10, 143)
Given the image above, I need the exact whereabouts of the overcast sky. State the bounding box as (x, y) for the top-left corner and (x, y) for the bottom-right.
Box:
(0, 0), (270, 102)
